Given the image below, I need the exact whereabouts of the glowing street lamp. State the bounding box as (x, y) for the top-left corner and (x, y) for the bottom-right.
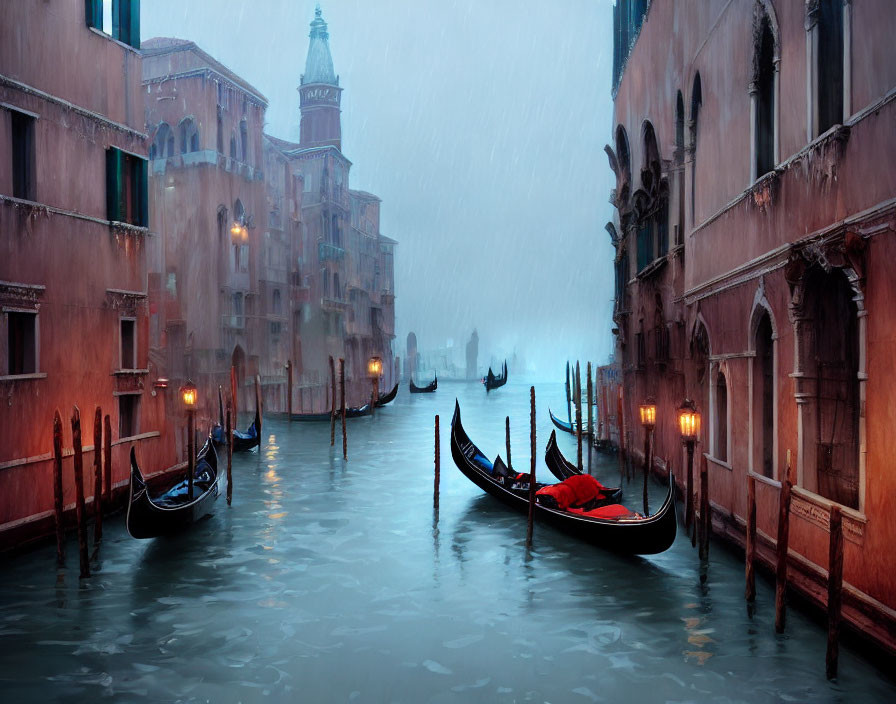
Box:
(678, 399), (701, 542)
(639, 398), (657, 516)
(368, 357), (382, 415)
(181, 380), (198, 499)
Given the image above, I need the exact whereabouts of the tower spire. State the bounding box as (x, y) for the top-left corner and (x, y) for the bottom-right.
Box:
(298, 6), (343, 150)
(302, 5), (337, 86)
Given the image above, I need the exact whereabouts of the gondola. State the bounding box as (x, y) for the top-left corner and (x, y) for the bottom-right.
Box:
(212, 386), (261, 451)
(290, 403), (371, 422)
(127, 437), (223, 539)
(545, 430), (623, 503)
(450, 401), (676, 554)
(409, 375), (437, 393)
(375, 383), (399, 407)
(483, 360), (508, 392)
(549, 407), (590, 436)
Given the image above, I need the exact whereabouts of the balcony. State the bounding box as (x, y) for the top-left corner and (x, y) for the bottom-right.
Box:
(321, 296), (350, 313)
(319, 241), (345, 262)
(222, 314), (245, 330)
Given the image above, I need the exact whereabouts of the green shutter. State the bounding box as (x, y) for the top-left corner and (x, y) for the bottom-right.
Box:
(85, 0), (101, 29)
(106, 148), (121, 222)
(129, 0), (141, 50)
(113, 1), (140, 49)
(112, 0), (121, 40)
(137, 157), (148, 227)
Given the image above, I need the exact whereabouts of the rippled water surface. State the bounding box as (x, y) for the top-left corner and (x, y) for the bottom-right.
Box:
(1, 381), (893, 703)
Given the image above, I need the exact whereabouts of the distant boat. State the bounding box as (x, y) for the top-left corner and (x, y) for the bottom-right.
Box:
(375, 383), (399, 407)
(482, 360), (508, 392)
(409, 375), (437, 393)
(549, 407), (584, 436)
(127, 438), (223, 539)
(212, 386), (261, 452)
(450, 401), (676, 554)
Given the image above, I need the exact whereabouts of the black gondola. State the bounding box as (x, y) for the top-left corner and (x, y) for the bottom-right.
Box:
(450, 401), (676, 554)
(550, 407), (585, 436)
(290, 403), (371, 422)
(545, 430), (623, 503)
(212, 386), (261, 452)
(375, 383), (399, 407)
(409, 375), (437, 393)
(127, 438), (223, 539)
(483, 360), (508, 392)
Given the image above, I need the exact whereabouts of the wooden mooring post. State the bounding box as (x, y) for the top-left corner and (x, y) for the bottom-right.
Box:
(255, 375), (263, 451)
(565, 361), (571, 425)
(745, 474), (757, 613)
(575, 362), (583, 473)
(526, 386), (536, 548)
(686, 440), (696, 547)
(71, 407), (90, 579)
(642, 428), (652, 518)
(434, 415), (440, 510)
(340, 359), (347, 460)
(103, 414), (112, 504)
(505, 416), (511, 470)
(230, 365), (238, 423)
(92, 406), (103, 545)
(52, 410), (65, 567)
(586, 362), (593, 473)
(329, 356), (336, 447)
(226, 402), (233, 505)
(287, 360), (293, 421)
(775, 450), (794, 633)
(826, 505), (844, 680)
(617, 388), (625, 486)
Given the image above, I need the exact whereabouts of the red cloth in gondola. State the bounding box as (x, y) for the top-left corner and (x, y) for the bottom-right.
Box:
(568, 504), (635, 519)
(536, 474), (607, 510)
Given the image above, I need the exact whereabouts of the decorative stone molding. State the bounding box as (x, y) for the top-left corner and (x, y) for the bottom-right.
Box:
(105, 288), (147, 316)
(0, 281), (45, 307)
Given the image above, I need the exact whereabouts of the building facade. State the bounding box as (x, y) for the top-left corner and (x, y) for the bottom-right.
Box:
(0, 0), (178, 547)
(608, 0), (896, 651)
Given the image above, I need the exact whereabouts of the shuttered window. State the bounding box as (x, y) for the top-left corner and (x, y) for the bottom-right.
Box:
(106, 148), (148, 226)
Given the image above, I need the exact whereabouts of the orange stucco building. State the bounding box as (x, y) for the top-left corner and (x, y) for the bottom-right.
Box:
(608, 0), (896, 652)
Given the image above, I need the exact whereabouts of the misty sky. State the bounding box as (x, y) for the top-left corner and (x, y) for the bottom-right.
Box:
(142, 0), (617, 379)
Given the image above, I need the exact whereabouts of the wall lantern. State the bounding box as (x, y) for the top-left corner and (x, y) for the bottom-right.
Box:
(180, 379), (198, 410)
(367, 356), (383, 378)
(639, 398), (657, 430)
(678, 398), (701, 443)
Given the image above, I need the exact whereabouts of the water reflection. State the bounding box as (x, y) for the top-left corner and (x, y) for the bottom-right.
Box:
(0, 381), (893, 702)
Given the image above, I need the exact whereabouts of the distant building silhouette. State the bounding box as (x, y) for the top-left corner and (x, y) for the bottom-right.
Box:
(466, 330), (479, 380)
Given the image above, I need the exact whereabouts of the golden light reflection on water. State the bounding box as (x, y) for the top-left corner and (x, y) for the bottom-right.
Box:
(268, 512), (287, 520)
(682, 603), (715, 665)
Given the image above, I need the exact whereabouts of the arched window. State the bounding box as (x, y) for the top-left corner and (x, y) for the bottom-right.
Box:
(817, 0), (844, 133)
(675, 91), (685, 245)
(715, 369), (728, 462)
(151, 123), (174, 160)
(615, 125), (631, 201)
(230, 132), (238, 160)
(753, 311), (774, 477)
(273, 289), (282, 315)
(216, 106), (224, 153)
(689, 73), (702, 225)
(333, 272), (341, 300)
(239, 119), (249, 163)
(321, 268), (329, 297)
(179, 117), (200, 154)
(635, 121), (666, 271)
(754, 11), (776, 178)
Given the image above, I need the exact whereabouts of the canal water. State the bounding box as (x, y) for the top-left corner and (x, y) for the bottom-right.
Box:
(1, 380), (893, 703)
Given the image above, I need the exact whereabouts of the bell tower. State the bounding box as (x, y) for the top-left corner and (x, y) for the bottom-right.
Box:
(299, 6), (342, 150)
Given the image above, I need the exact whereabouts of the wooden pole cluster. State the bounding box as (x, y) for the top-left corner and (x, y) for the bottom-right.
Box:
(92, 407), (103, 544)
(505, 416), (511, 470)
(226, 402), (233, 505)
(526, 386), (536, 548)
(71, 407), (89, 579)
(434, 415), (440, 510)
(329, 356), (336, 446)
(745, 474), (757, 613)
(340, 358), (347, 460)
(699, 454), (710, 563)
(52, 410), (65, 567)
(575, 362), (583, 473)
(826, 505), (844, 680)
(775, 450), (794, 633)
(287, 359), (293, 421)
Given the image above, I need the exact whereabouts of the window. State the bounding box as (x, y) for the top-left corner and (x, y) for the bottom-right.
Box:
(150, 122), (174, 160)
(120, 318), (136, 369)
(106, 148), (148, 226)
(273, 289), (282, 315)
(5, 310), (37, 375)
(689, 73), (702, 225)
(216, 106), (224, 153)
(118, 394), (139, 438)
(179, 117), (199, 154)
(85, 1), (140, 50)
(11, 109), (36, 201)
(674, 91), (685, 245)
(614, 251), (628, 311)
(753, 312), (774, 478)
(754, 12), (776, 179)
(239, 119), (248, 162)
(817, 0), (844, 133)
(229, 133), (238, 160)
(715, 370), (728, 462)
